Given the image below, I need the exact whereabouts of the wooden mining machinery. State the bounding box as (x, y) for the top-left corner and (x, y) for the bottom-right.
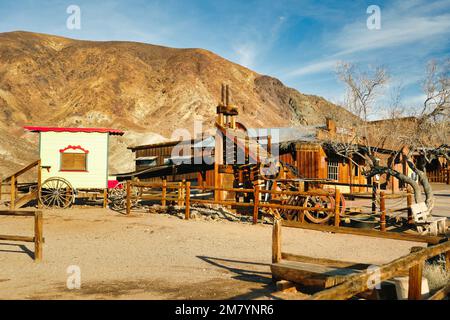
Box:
(213, 84), (343, 224)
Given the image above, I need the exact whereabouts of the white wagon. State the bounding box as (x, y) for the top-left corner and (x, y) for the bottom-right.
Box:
(24, 126), (124, 208)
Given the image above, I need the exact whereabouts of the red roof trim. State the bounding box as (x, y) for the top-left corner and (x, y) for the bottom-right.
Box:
(24, 126), (124, 135)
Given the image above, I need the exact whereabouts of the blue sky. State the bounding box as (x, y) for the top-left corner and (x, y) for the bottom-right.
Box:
(1, 0), (449, 117)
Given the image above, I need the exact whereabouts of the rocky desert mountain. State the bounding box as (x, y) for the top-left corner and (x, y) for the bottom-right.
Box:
(0, 31), (358, 176)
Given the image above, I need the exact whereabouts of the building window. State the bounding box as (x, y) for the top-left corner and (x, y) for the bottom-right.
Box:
(328, 161), (339, 181)
(61, 153), (87, 171)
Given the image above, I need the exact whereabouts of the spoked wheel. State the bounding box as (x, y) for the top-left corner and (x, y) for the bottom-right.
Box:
(303, 193), (334, 224)
(108, 182), (141, 211)
(39, 177), (74, 209)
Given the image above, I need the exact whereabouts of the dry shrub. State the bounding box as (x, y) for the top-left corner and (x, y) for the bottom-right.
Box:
(423, 261), (450, 291)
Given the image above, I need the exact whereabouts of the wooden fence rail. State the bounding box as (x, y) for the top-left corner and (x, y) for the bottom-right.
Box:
(0, 210), (43, 262)
(427, 168), (450, 184)
(272, 218), (450, 300)
(126, 180), (336, 224)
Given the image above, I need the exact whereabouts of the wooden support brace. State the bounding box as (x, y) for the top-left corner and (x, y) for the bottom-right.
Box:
(253, 184), (260, 224)
(272, 218), (282, 264)
(161, 179), (167, 208)
(334, 188), (341, 227)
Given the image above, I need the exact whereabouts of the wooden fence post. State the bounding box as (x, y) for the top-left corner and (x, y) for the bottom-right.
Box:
(253, 184), (260, 224)
(10, 175), (16, 210)
(272, 218), (281, 264)
(103, 188), (108, 208)
(34, 211), (43, 262)
(37, 160), (42, 208)
(0, 176), (2, 202)
(185, 182), (191, 220)
(126, 181), (131, 215)
(380, 191), (386, 232)
(334, 188), (341, 227)
(161, 179), (167, 208)
(408, 247), (424, 300)
(407, 188), (413, 224)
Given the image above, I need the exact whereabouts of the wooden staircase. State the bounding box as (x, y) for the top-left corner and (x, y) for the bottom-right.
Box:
(0, 160), (41, 209)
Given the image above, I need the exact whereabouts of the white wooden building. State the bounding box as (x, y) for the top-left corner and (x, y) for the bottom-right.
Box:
(24, 126), (124, 189)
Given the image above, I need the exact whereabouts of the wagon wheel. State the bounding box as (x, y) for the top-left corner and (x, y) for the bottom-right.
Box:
(108, 182), (141, 211)
(39, 177), (74, 209)
(303, 193), (334, 224)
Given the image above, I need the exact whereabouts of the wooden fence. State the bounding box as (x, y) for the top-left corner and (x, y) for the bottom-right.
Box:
(125, 180), (336, 224)
(272, 218), (450, 300)
(427, 168), (450, 184)
(0, 160), (41, 209)
(0, 210), (44, 262)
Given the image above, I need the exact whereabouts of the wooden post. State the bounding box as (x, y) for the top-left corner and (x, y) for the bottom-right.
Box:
(447, 169), (449, 185)
(380, 191), (386, 232)
(0, 176), (2, 202)
(334, 188), (341, 227)
(10, 175), (16, 210)
(185, 182), (191, 220)
(34, 211), (43, 262)
(267, 135), (272, 157)
(103, 188), (108, 208)
(37, 160), (42, 208)
(408, 247), (424, 300)
(272, 218), (282, 264)
(407, 188), (414, 224)
(161, 179), (167, 208)
(253, 184), (260, 224)
(126, 181), (131, 215)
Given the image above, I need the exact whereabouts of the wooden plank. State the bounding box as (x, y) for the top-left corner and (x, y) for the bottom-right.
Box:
(281, 252), (370, 270)
(103, 189), (108, 208)
(34, 211), (43, 262)
(307, 241), (450, 300)
(428, 283), (450, 300)
(408, 262), (423, 300)
(0, 235), (34, 242)
(161, 179), (167, 208)
(4, 160), (40, 182)
(271, 261), (358, 288)
(14, 190), (38, 209)
(272, 219), (282, 264)
(0, 211), (36, 217)
(282, 221), (447, 245)
(10, 175), (15, 210)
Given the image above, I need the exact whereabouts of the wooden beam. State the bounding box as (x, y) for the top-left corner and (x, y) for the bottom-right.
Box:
(0, 235), (34, 242)
(408, 262), (423, 300)
(428, 283), (450, 300)
(272, 219), (282, 264)
(161, 179), (167, 208)
(34, 211), (43, 262)
(307, 241), (450, 300)
(271, 261), (357, 288)
(281, 252), (371, 270)
(334, 189), (340, 227)
(282, 221), (446, 245)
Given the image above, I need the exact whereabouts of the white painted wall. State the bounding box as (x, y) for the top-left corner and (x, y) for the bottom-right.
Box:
(39, 131), (109, 189)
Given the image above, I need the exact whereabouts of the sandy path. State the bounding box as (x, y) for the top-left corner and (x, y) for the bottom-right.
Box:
(0, 208), (425, 300)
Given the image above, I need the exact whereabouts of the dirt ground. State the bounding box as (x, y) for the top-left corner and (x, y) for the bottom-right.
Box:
(0, 205), (430, 300)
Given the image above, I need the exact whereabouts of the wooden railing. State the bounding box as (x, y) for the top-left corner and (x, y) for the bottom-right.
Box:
(125, 180), (336, 224)
(272, 218), (450, 300)
(0, 160), (41, 209)
(427, 168), (450, 184)
(0, 210), (44, 262)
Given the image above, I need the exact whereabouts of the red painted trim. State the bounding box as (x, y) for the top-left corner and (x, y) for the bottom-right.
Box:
(24, 126), (124, 135)
(59, 145), (90, 154)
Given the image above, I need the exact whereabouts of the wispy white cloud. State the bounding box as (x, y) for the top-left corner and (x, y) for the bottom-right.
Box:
(287, 59), (338, 77)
